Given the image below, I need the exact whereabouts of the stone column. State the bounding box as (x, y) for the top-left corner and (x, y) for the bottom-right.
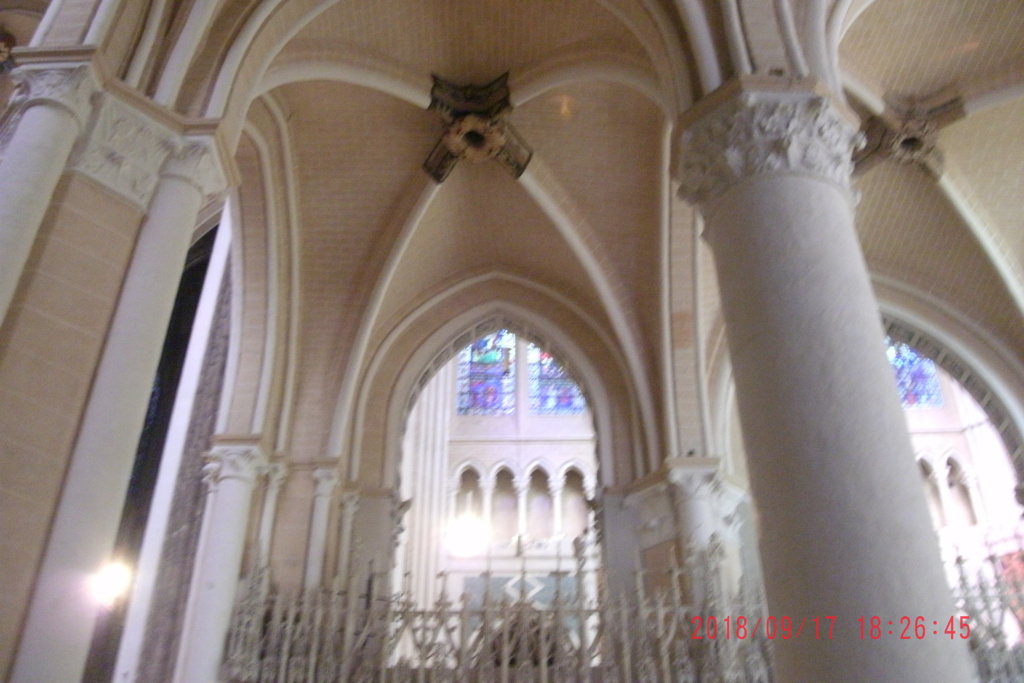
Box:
(667, 459), (721, 605)
(480, 480), (495, 531)
(174, 442), (268, 683)
(335, 490), (361, 585)
(304, 467), (339, 589)
(666, 459), (719, 549)
(550, 480), (565, 539)
(515, 474), (530, 542)
(257, 463), (288, 569)
(10, 132), (222, 683)
(674, 76), (976, 682)
(0, 61), (97, 323)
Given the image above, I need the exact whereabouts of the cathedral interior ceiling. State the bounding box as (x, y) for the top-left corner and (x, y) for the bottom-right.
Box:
(184, 0), (1024, 460)
(839, 0), (1024, 348)
(15, 0), (1011, 458)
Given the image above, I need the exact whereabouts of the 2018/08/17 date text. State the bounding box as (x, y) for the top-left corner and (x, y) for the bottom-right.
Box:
(690, 616), (972, 641)
(690, 616), (835, 640)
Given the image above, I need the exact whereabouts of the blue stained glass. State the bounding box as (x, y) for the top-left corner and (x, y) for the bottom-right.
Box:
(886, 339), (944, 408)
(528, 344), (586, 415)
(457, 330), (516, 415)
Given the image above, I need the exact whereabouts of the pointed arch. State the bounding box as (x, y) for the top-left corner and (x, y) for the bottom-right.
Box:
(339, 284), (649, 496)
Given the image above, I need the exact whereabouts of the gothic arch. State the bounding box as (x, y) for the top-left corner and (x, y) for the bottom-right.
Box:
(341, 290), (647, 497)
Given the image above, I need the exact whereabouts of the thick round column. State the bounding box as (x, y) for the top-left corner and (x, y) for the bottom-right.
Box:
(10, 139), (221, 683)
(675, 79), (976, 682)
(175, 443), (267, 683)
(0, 63), (96, 322)
(304, 467), (339, 589)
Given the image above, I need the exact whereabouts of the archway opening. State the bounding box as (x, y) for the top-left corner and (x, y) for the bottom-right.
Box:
(397, 327), (601, 609)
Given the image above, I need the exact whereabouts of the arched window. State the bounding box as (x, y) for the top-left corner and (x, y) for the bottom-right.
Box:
(527, 343), (586, 415)
(946, 459), (978, 527)
(561, 469), (589, 540)
(526, 469), (553, 539)
(919, 459), (945, 529)
(886, 338), (944, 408)
(457, 329), (516, 415)
(456, 467), (483, 517)
(492, 468), (518, 542)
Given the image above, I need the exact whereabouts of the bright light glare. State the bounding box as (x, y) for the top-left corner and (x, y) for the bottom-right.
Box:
(446, 515), (490, 557)
(89, 562), (133, 607)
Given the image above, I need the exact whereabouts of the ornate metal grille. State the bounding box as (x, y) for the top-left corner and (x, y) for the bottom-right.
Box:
(224, 537), (1024, 682)
(224, 545), (774, 683)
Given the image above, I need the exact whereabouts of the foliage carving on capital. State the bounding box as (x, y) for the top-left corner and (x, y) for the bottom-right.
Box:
(162, 137), (227, 197)
(339, 490), (360, 516)
(667, 466), (720, 499)
(313, 467), (340, 497)
(675, 92), (864, 207)
(10, 63), (97, 129)
(265, 462), (288, 490)
(71, 95), (176, 208)
(204, 444), (268, 488)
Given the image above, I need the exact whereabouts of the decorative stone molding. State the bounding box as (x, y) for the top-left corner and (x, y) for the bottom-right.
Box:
(162, 136), (228, 198)
(203, 443), (269, 489)
(675, 84), (863, 207)
(423, 73), (532, 182)
(339, 489), (361, 516)
(667, 464), (720, 499)
(9, 63), (97, 130)
(70, 93), (177, 208)
(855, 109), (945, 177)
(312, 467), (339, 498)
(265, 461), (288, 490)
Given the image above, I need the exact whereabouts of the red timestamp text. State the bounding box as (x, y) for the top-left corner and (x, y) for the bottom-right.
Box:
(690, 615), (836, 640)
(858, 616), (971, 640)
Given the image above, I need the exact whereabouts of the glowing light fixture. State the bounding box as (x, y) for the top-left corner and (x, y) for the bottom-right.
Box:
(89, 561), (133, 608)
(445, 514), (491, 558)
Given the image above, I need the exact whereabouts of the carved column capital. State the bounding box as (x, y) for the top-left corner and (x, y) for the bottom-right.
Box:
(265, 462), (288, 490)
(667, 464), (720, 499)
(204, 443), (268, 489)
(69, 93), (177, 209)
(675, 79), (863, 208)
(312, 467), (339, 498)
(161, 136), (228, 198)
(514, 474), (531, 496)
(10, 62), (98, 130)
(339, 489), (360, 517)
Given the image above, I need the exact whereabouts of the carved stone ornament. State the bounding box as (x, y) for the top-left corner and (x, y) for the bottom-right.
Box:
(667, 466), (720, 499)
(675, 90), (864, 207)
(9, 63), (97, 129)
(339, 489), (360, 516)
(854, 110), (944, 177)
(70, 94), (177, 208)
(203, 444), (269, 488)
(162, 137), (228, 198)
(265, 462), (288, 490)
(423, 73), (532, 182)
(312, 467), (339, 497)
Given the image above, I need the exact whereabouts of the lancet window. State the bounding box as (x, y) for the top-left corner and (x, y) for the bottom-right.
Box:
(886, 338), (944, 408)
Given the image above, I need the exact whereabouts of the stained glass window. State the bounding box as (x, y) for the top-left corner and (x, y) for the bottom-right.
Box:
(457, 330), (516, 415)
(886, 338), (944, 408)
(528, 343), (586, 415)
